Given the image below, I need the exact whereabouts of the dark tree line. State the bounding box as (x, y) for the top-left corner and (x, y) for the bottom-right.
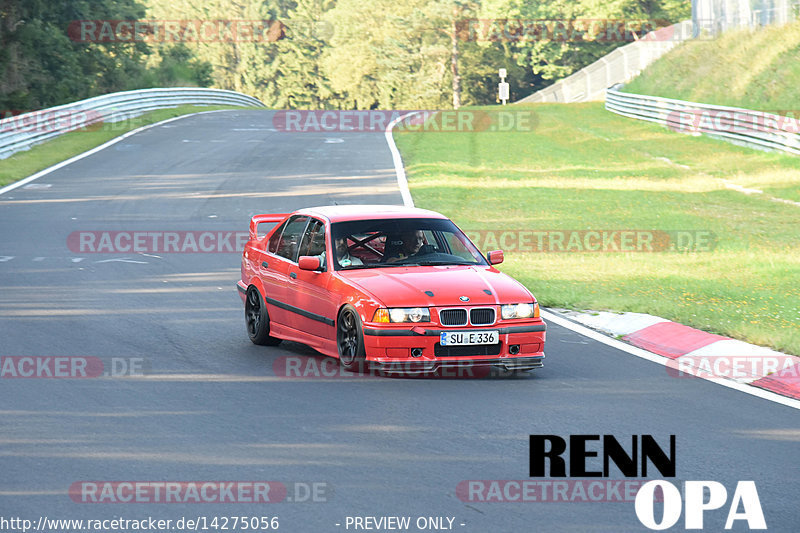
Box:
(0, 0), (689, 111)
(0, 0), (212, 110)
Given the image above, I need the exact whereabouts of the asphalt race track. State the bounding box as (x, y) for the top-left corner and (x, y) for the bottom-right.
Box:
(1, 110), (798, 532)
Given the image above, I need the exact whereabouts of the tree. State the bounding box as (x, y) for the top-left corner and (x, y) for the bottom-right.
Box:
(0, 0), (215, 110)
(144, 0), (284, 104)
(270, 0), (345, 109)
(506, 0), (691, 92)
(0, 0), (152, 108)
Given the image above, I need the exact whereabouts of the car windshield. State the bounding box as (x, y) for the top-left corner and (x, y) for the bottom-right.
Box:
(330, 217), (487, 270)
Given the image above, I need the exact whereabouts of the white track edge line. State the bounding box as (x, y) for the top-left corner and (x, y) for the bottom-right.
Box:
(383, 118), (799, 410)
(541, 309), (800, 410)
(386, 112), (419, 208)
(0, 110), (232, 197)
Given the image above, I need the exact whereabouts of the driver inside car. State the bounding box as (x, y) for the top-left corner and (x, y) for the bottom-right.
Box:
(335, 236), (363, 267)
(385, 230), (426, 263)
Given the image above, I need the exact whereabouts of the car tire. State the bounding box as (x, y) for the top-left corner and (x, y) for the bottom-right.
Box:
(337, 305), (367, 372)
(245, 286), (282, 346)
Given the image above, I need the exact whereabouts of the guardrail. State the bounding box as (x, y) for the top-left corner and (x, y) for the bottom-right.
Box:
(605, 86), (800, 156)
(518, 21), (694, 104)
(0, 87), (265, 159)
(693, 0), (800, 36)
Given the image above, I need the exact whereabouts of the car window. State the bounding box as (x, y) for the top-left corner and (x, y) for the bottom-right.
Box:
(444, 232), (483, 262)
(268, 219), (289, 253)
(331, 218), (487, 270)
(298, 218), (327, 268)
(337, 232), (385, 266)
(274, 215), (309, 262)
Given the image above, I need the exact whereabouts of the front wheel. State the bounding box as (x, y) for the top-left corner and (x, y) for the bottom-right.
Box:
(337, 306), (366, 372)
(245, 286), (282, 346)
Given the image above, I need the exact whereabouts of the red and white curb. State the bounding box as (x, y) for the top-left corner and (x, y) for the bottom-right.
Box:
(388, 120), (800, 408)
(547, 309), (800, 402)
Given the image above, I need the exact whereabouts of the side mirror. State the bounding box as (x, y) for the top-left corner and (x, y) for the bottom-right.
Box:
(298, 255), (323, 271)
(487, 250), (504, 265)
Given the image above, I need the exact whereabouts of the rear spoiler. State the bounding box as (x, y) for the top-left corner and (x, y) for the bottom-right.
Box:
(249, 214), (289, 240)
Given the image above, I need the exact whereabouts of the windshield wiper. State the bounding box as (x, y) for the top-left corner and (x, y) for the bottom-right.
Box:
(341, 263), (412, 270)
(415, 260), (475, 266)
(342, 261), (475, 269)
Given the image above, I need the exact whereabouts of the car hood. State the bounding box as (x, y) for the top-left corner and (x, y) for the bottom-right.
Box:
(340, 265), (534, 307)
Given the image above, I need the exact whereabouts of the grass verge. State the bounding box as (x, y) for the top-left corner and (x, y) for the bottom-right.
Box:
(394, 103), (800, 355)
(624, 21), (800, 112)
(0, 105), (252, 188)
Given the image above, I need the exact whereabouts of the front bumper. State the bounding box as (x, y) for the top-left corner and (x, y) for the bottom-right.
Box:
(369, 355), (545, 375)
(362, 322), (546, 375)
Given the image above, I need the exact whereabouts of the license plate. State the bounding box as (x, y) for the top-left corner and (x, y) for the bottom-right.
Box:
(440, 330), (499, 346)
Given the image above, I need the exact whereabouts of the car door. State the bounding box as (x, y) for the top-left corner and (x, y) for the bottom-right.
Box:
(261, 215), (309, 327)
(288, 218), (337, 341)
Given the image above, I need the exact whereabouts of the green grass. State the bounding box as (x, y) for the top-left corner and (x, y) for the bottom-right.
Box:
(394, 103), (800, 355)
(0, 105), (250, 188)
(624, 20), (800, 112)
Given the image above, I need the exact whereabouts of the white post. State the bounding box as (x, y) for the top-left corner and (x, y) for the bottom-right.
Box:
(498, 68), (509, 105)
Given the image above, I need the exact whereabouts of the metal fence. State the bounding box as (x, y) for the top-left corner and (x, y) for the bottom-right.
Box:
(693, 0), (800, 35)
(605, 85), (800, 155)
(518, 21), (694, 104)
(0, 87), (265, 159)
(518, 1), (799, 104)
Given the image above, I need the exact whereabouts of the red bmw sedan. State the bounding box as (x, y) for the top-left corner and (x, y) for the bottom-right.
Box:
(237, 205), (546, 374)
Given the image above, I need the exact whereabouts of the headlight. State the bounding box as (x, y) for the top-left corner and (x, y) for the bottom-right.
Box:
(501, 303), (537, 319)
(373, 307), (430, 323)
